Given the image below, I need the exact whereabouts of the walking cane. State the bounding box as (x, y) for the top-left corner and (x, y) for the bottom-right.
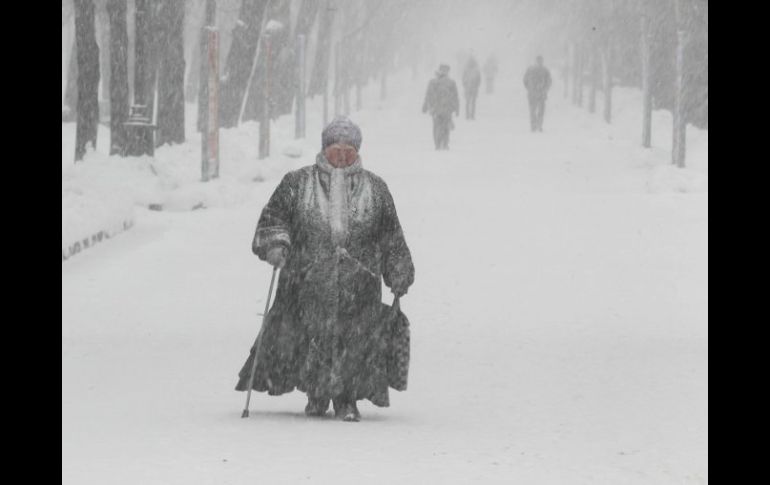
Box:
(241, 266), (278, 418)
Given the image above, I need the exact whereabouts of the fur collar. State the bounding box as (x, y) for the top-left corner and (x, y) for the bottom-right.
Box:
(315, 152), (363, 176)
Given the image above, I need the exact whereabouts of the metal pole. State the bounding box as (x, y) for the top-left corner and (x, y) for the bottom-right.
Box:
(241, 267), (278, 418)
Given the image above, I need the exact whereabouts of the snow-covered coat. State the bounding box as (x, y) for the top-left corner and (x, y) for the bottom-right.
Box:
(423, 73), (460, 116)
(235, 154), (414, 406)
(524, 65), (552, 99)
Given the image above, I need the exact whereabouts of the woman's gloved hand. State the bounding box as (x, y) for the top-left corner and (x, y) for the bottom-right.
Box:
(266, 246), (287, 268)
(390, 279), (409, 298)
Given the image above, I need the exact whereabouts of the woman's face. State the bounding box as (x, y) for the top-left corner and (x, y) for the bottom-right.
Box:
(324, 143), (358, 168)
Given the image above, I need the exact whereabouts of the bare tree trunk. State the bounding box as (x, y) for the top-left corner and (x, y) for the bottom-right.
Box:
(602, 44), (612, 123)
(200, 0), (220, 180)
(107, 0), (129, 155)
(126, 0), (135, 102)
(243, 0), (292, 123)
(295, 0), (319, 37)
(129, 0), (157, 156)
(290, 0), (317, 132)
(313, 1), (336, 126)
(354, 34), (364, 110)
(258, 32), (272, 159)
(587, 0), (599, 114)
(563, 42), (570, 99)
(309, 0), (335, 98)
(145, 0), (161, 126)
(703, 4), (707, 129)
(334, 41), (341, 117)
(271, 0), (295, 117)
(295, 33), (306, 138)
(349, 2), (367, 111)
(241, 0), (292, 122)
(641, 14), (652, 147)
(343, 45), (351, 115)
(64, 39), (78, 121)
(323, 79), (329, 125)
(575, 43), (584, 107)
(588, 47), (597, 113)
(219, 0), (268, 128)
(74, 0), (100, 162)
(238, 0), (288, 123)
(156, 0), (186, 146)
(185, 0), (207, 104)
(63, 6), (78, 119)
(198, 0), (216, 133)
(672, 0), (687, 167)
(133, 0), (153, 107)
(98, 7), (111, 120)
(570, 43), (576, 104)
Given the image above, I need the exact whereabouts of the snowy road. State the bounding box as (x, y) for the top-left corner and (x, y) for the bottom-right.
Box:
(62, 72), (708, 484)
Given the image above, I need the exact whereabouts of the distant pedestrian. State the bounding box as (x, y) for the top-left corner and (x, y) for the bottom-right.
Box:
(484, 55), (498, 94)
(422, 64), (460, 150)
(462, 56), (482, 120)
(523, 55), (552, 132)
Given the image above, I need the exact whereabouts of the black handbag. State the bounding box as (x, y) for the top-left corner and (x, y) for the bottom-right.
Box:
(385, 297), (410, 391)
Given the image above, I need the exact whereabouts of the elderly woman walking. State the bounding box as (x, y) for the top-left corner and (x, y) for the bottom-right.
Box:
(236, 117), (414, 422)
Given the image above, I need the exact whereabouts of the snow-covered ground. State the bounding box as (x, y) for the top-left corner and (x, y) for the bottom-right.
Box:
(62, 67), (707, 484)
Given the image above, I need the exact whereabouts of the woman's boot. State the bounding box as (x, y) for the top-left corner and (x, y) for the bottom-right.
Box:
(304, 395), (330, 417)
(333, 396), (361, 422)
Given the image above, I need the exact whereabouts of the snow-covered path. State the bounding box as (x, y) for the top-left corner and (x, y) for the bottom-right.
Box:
(62, 71), (708, 484)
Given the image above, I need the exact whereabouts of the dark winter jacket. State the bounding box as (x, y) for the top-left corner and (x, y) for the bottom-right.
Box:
(524, 65), (552, 98)
(423, 73), (460, 116)
(236, 154), (414, 406)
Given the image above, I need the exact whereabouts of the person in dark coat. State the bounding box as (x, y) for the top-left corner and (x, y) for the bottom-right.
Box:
(484, 55), (498, 94)
(236, 117), (415, 422)
(422, 64), (460, 150)
(523, 55), (552, 132)
(462, 56), (482, 120)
